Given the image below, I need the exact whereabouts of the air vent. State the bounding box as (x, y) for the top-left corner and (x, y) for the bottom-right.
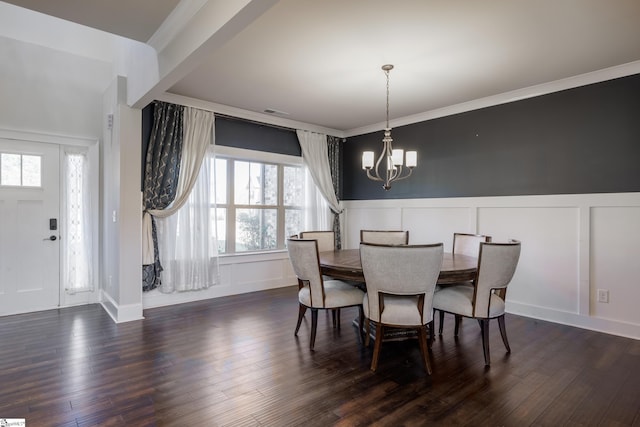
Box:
(263, 108), (290, 116)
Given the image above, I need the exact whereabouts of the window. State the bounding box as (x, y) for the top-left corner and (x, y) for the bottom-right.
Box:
(63, 150), (93, 293)
(211, 149), (304, 254)
(0, 152), (42, 187)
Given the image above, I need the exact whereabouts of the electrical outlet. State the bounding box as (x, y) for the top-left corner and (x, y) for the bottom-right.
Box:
(597, 289), (609, 303)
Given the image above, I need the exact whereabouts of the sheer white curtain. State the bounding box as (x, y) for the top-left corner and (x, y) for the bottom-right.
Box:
(304, 167), (331, 231)
(62, 149), (93, 293)
(155, 108), (219, 292)
(296, 130), (341, 231)
(142, 107), (213, 264)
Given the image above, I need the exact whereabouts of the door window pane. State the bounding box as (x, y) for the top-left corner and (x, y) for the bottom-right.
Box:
(235, 208), (277, 251)
(1, 153), (21, 186)
(1, 153), (42, 187)
(22, 155), (41, 187)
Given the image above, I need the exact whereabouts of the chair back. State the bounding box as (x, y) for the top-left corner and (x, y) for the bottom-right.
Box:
(473, 240), (521, 317)
(360, 243), (443, 323)
(287, 239), (325, 308)
(453, 232), (492, 258)
(299, 231), (335, 252)
(360, 230), (409, 245)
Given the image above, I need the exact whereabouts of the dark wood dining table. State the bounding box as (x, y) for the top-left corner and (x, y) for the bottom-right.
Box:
(318, 249), (478, 284)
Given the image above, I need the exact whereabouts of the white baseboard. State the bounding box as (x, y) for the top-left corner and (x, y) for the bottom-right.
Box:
(507, 301), (640, 340)
(100, 290), (144, 323)
(142, 278), (297, 309)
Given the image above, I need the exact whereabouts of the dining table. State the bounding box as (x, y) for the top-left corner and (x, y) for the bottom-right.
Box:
(318, 248), (478, 284)
(318, 248), (478, 341)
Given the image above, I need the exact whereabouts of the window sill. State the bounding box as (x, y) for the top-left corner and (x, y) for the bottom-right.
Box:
(217, 250), (289, 265)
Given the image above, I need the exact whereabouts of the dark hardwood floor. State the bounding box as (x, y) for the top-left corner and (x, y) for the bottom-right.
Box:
(0, 286), (638, 426)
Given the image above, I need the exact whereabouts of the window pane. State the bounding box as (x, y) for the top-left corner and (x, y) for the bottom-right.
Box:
(234, 161), (250, 204)
(285, 208), (302, 239)
(263, 164), (278, 205)
(22, 155), (41, 187)
(214, 207), (226, 254)
(235, 208), (277, 251)
(234, 161), (278, 206)
(213, 158), (227, 204)
(1, 153), (21, 186)
(283, 166), (303, 206)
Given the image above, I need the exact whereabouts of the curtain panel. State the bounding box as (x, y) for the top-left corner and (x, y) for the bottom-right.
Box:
(327, 135), (342, 249)
(142, 101), (184, 291)
(296, 130), (343, 246)
(156, 110), (220, 293)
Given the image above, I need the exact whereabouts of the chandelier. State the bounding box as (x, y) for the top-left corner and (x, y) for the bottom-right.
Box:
(362, 64), (417, 190)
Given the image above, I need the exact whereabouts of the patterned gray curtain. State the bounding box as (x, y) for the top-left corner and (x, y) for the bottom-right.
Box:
(142, 101), (185, 291)
(327, 135), (342, 249)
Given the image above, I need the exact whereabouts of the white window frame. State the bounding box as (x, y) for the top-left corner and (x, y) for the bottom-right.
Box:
(213, 145), (303, 255)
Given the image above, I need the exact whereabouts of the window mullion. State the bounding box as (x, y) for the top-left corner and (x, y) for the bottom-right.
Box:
(227, 159), (236, 253)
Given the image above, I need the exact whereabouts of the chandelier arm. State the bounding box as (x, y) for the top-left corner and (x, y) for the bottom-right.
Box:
(365, 168), (383, 182)
(392, 167), (414, 182)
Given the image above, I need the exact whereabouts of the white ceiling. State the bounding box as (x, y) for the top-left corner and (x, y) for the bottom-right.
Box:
(4, 0), (640, 133)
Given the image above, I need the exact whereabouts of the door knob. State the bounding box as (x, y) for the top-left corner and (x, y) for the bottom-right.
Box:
(43, 235), (57, 241)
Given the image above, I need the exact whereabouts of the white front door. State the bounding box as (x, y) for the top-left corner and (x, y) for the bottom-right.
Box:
(0, 139), (60, 315)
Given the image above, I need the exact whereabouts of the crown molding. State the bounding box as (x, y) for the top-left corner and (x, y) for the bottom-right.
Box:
(344, 60), (640, 138)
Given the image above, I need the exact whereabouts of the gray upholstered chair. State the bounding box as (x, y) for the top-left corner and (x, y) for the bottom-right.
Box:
(360, 229), (409, 245)
(299, 230), (335, 252)
(433, 240), (521, 366)
(360, 242), (444, 373)
(299, 230), (341, 323)
(287, 238), (364, 350)
(437, 232), (492, 334)
(453, 232), (492, 257)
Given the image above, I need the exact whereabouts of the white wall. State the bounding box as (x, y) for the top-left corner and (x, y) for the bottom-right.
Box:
(343, 193), (640, 339)
(0, 35), (111, 137)
(0, 34), (111, 312)
(101, 76), (143, 322)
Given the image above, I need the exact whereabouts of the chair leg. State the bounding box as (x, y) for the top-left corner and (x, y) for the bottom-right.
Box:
(427, 320), (434, 348)
(364, 318), (371, 347)
(417, 325), (433, 375)
(438, 310), (445, 335)
(498, 315), (511, 353)
(331, 309), (337, 328)
(310, 309), (318, 350)
(358, 306), (365, 343)
(454, 315), (462, 336)
(336, 308), (341, 329)
(371, 322), (384, 371)
(295, 304), (307, 335)
(480, 318), (490, 366)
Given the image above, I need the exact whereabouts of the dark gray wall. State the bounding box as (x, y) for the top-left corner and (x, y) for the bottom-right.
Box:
(343, 74), (640, 200)
(215, 116), (300, 156)
(142, 108), (301, 189)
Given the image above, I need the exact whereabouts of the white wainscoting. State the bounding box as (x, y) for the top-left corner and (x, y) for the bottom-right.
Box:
(142, 251), (297, 309)
(343, 193), (640, 340)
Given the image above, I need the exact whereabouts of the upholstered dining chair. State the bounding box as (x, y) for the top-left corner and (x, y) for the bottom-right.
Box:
(287, 238), (364, 350)
(299, 230), (335, 252)
(360, 242), (444, 373)
(437, 232), (492, 334)
(432, 240), (521, 366)
(453, 232), (492, 257)
(360, 230), (409, 245)
(299, 230), (340, 325)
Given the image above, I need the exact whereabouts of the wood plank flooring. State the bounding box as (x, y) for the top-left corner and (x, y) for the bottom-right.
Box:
(0, 286), (638, 426)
